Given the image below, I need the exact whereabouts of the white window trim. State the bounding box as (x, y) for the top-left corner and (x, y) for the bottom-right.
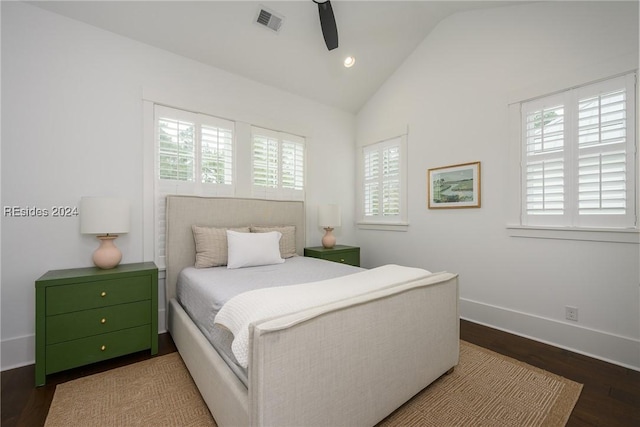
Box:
(506, 225), (639, 244)
(143, 98), (310, 267)
(357, 222), (409, 232)
(357, 134), (409, 231)
(507, 71), (639, 244)
(146, 103), (236, 268)
(142, 101), (156, 266)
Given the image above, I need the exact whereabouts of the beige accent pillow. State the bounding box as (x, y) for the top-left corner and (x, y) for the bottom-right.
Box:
(250, 225), (296, 258)
(192, 225), (250, 268)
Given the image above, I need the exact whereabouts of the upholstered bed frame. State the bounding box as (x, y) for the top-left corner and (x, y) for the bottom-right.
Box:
(165, 195), (459, 426)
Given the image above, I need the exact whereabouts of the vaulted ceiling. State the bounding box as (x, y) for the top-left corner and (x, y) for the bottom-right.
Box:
(29, 1), (519, 113)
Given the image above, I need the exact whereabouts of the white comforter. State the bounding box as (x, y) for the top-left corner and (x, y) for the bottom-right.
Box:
(214, 264), (432, 368)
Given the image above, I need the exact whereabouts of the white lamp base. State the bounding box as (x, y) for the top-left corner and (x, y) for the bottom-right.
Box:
(93, 235), (122, 269)
(322, 227), (336, 249)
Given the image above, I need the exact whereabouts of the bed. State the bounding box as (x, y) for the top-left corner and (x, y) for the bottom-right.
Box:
(165, 195), (459, 426)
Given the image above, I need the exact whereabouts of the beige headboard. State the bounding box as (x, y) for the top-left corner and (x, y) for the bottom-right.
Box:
(165, 195), (306, 302)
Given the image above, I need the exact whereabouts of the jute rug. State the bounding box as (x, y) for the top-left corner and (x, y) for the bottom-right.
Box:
(45, 341), (582, 427)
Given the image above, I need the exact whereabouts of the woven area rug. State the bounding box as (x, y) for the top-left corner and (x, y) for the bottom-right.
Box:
(378, 342), (582, 426)
(45, 341), (582, 427)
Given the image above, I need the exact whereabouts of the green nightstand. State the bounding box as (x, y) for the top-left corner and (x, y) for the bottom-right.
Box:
(304, 245), (360, 267)
(35, 262), (158, 386)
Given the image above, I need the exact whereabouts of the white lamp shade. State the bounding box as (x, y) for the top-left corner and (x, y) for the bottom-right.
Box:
(80, 197), (130, 235)
(318, 204), (341, 228)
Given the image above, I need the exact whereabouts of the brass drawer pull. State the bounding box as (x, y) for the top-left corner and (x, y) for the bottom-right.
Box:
(100, 291), (107, 297)
(101, 318), (107, 324)
(100, 345), (106, 351)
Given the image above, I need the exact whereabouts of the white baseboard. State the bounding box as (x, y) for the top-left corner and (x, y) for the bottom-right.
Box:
(1, 334), (35, 371)
(460, 298), (640, 371)
(1, 308), (169, 372)
(158, 308), (167, 334)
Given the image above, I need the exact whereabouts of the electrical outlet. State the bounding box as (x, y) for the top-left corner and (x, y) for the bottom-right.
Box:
(565, 306), (578, 322)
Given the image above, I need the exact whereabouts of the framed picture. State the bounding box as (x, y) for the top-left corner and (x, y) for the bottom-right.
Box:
(428, 161), (481, 209)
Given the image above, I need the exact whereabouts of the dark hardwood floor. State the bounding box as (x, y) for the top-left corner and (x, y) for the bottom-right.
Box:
(461, 320), (639, 426)
(1, 334), (177, 427)
(2, 321), (638, 426)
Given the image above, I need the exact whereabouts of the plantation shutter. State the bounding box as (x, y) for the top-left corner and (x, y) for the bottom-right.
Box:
(521, 73), (636, 229)
(158, 116), (195, 182)
(154, 105), (235, 267)
(251, 126), (305, 200)
(201, 121), (233, 185)
(252, 132), (279, 190)
(282, 139), (304, 191)
(382, 144), (400, 216)
(522, 94), (567, 226)
(363, 146), (379, 216)
(362, 137), (403, 221)
(575, 75), (634, 227)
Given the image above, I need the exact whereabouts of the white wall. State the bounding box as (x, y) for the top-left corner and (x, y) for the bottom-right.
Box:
(356, 1), (639, 369)
(3, 1), (638, 373)
(0, 2), (356, 370)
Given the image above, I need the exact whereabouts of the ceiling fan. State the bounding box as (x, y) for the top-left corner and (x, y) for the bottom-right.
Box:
(312, 0), (338, 50)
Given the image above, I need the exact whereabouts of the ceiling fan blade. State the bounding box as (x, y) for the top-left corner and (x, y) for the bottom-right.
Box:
(316, 0), (338, 50)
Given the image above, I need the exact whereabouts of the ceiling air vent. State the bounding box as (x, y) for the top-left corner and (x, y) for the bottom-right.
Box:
(256, 7), (283, 32)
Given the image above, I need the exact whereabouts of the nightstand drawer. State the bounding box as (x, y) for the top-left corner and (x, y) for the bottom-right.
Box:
(321, 251), (359, 266)
(46, 301), (151, 344)
(45, 325), (151, 375)
(304, 245), (360, 267)
(46, 276), (150, 315)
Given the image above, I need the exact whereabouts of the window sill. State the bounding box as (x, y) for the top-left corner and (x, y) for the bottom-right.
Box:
(506, 225), (639, 244)
(357, 221), (409, 232)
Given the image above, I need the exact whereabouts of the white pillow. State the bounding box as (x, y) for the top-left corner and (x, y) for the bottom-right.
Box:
(226, 230), (285, 269)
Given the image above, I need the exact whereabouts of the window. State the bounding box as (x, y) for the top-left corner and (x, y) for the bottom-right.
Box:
(157, 105), (234, 191)
(359, 135), (408, 228)
(251, 126), (305, 200)
(521, 73), (636, 229)
(154, 105), (235, 266)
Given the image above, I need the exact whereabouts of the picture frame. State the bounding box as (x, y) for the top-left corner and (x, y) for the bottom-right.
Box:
(427, 161), (481, 209)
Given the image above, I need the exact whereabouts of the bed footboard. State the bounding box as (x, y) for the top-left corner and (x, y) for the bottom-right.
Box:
(248, 272), (459, 427)
(168, 299), (249, 426)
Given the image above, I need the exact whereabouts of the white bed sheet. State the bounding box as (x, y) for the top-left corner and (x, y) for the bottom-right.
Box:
(176, 256), (364, 385)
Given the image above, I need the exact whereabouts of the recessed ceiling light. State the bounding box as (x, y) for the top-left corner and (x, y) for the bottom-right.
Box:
(343, 56), (356, 68)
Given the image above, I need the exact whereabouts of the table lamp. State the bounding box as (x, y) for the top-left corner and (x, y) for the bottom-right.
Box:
(318, 204), (341, 249)
(80, 197), (130, 269)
